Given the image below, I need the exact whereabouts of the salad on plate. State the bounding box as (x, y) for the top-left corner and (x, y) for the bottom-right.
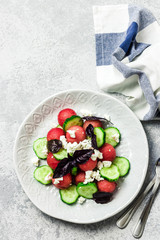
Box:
(32, 108), (130, 205)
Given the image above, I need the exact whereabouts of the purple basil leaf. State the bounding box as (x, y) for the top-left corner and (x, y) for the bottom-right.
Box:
(47, 139), (62, 153)
(53, 157), (74, 178)
(86, 124), (94, 137)
(53, 149), (94, 178)
(67, 153), (74, 161)
(82, 116), (112, 124)
(93, 192), (112, 204)
(73, 149), (94, 164)
(86, 124), (98, 149)
(71, 174), (76, 185)
(91, 135), (98, 150)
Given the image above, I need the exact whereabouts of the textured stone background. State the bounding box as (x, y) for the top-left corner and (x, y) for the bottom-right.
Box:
(0, 0), (160, 239)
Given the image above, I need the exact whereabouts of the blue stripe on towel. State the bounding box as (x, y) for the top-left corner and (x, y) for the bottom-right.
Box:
(120, 22), (150, 61)
(120, 22), (138, 53)
(95, 22), (150, 66)
(96, 32), (125, 66)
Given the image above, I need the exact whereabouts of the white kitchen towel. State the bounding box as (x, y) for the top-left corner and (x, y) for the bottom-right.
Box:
(93, 4), (160, 120)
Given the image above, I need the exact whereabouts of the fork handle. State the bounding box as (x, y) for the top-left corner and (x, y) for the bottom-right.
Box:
(132, 178), (160, 239)
(116, 195), (144, 229)
(116, 177), (155, 229)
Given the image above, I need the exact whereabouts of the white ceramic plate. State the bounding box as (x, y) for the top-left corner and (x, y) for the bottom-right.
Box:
(13, 90), (148, 224)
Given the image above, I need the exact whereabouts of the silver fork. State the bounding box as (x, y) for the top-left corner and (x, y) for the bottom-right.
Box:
(116, 176), (155, 229)
(132, 158), (160, 238)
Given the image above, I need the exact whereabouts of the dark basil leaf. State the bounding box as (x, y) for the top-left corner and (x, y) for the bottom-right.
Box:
(86, 124), (98, 149)
(73, 149), (94, 164)
(71, 174), (76, 185)
(82, 116), (112, 124)
(86, 123), (94, 137)
(53, 150), (94, 178)
(93, 192), (112, 204)
(53, 157), (74, 178)
(47, 139), (62, 153)
(91, 134), (98, 150)
(68, 153), (74, 161)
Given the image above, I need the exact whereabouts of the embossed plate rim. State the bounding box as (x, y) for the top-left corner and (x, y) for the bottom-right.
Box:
(13, 89), (149, 224)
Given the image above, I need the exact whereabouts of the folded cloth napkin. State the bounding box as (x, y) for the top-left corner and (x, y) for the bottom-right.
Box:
(93, 4), (160, 120)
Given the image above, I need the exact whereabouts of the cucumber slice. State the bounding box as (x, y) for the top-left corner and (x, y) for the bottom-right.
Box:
(57, 124), (63, 129)
(100, 165), (120, 181)
(53, 148), (67, 160)
(63, 115), (83, 132)
(71, 167), (78, 176)
(34, 165), (53, 185)
(76, 182), (98, 199)
(113, 156), (130, 177)
(60, 185), (79, 204)
(104, 127), (121, 147)
(33, 137), (48, 159)
(94, 127), (105, 148)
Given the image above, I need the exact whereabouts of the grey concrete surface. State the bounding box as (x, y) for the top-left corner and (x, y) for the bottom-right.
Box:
(0, 0), (160, 239)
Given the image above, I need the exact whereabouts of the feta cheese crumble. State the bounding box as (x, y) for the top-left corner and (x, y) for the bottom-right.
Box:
(97, 161), (103, 170)
(60, 135), (92, 155)
(60, 135), (68, 148)
(92, 170), (104, 181)
(84, 170), (94, 183)
(103, 161), (112, 168)
(112, 133), (120, 143)
(78, 196), (86, 204)
(97, 160), (112, 170)
(45, 173), (52, 181)
(41, 146), (48, 156)
(54, 177), (63, 184)
(83, 170), (104, 184)
(67, 130), (76, 138)
(91, 149), (103, 161)
(80, 139), (92, 149)
(32, 157), (40, 167)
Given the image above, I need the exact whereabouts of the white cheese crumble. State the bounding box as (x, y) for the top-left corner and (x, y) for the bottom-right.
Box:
(80, 109), (92, 116)
(103, 161), (112, 168)
(65, 142), (81, 154)
(41, 146), (48, 156)
(97, 161), (112, 170)
(112, 133), (120, 143)
(92, 170), (104, 181)
(54, 177), (63, 184)
(80, 139), (92, 149)
(67, 130), (76, 138)
(104, 114), (111, 121)
(83, 170), (104, 184)
(78, 196), (86, 204)
(97, 161), (103, 170)
(32, 157), (40, 167)
(83, 171), (94, 184)
(45, 173), (52, 181)
(60, 135), (92, 154)
(60, 135), (68, 148)
(91, 149), (103, 161)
